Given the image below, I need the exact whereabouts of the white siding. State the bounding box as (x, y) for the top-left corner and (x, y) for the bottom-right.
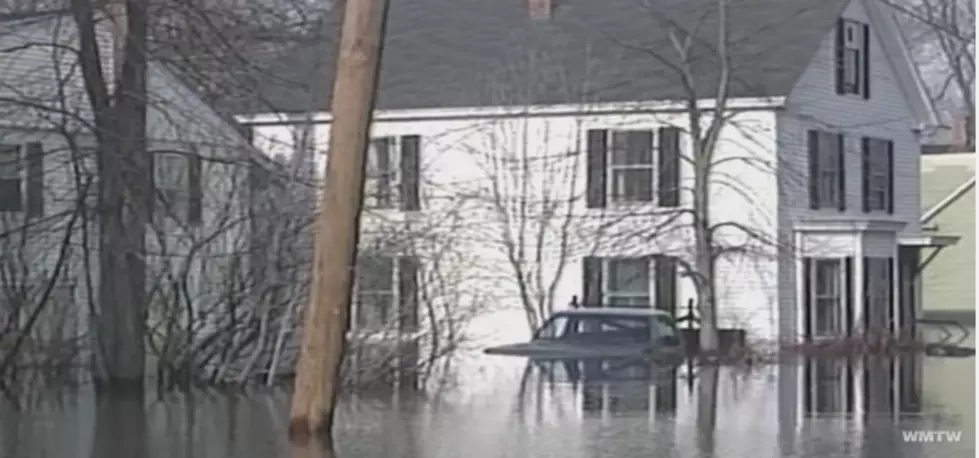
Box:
(774, 0), (923, 339)
(0, 14), (254, 346)
(249, 107), (782, 344)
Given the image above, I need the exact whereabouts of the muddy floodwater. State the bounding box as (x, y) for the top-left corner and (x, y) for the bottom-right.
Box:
(0, 329), (974, 458)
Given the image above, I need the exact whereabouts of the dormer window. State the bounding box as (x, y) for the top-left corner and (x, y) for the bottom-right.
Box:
(835, 19), (870, 98)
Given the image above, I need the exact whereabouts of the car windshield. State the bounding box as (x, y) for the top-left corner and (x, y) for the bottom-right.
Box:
(534, 313), (675, 343)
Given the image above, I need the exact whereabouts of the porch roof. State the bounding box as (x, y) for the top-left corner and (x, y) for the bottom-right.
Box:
(898, 233), (960, 248)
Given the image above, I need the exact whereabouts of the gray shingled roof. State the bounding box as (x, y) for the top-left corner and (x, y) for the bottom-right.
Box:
(239, 0), (850, 115)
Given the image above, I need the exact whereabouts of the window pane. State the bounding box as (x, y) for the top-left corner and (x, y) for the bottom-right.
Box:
(815, 298), (839, 335)
(357, 256), (394, 291)
(0, 145), (19, 179)
(610, 168), (653, 202)
(607, 259), (649, 294)
(610, 131), (652, 165)
(814, 260), (839, 295)
(156, 153), (188, 189)
(356, 292), (394, 329)
(843, 49), (860, 87)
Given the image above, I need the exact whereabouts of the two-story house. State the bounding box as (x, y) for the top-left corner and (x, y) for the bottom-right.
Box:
(237, 0), (945, 378)
(0, 11), (264, 371)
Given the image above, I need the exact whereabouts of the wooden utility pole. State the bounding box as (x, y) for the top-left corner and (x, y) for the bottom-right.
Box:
(288, 0), (389, 441)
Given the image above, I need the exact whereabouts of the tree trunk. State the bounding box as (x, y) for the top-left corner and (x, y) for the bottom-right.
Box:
(693, 146), (719, 354)
(72, 0), (150, 392)
(695, 364), (719, 455)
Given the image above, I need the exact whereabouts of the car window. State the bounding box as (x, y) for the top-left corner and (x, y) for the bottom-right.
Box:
(570, 315), (650, 342)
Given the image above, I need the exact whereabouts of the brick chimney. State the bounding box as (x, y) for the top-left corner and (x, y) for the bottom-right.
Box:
(528, 0), (552, 20)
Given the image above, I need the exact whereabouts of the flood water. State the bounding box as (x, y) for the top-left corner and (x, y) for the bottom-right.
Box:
(0, 330), (974, 458)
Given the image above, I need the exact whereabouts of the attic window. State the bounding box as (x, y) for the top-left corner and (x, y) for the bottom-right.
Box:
(835, 19), (870, 99)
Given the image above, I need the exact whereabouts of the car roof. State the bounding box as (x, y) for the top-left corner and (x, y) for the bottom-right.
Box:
(554, 307), (673, 318)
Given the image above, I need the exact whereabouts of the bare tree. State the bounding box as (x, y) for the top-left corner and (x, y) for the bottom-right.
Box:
(889, 0), (974, 123)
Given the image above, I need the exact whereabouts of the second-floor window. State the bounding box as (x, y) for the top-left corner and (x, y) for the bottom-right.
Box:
(153, 152), (202, 226)
(365, 135), (421, 211)
(861, 137), (894, 213)
(836, 19), (870, 98)
(0, 143), (44, 217)
(808, 130), (846, 211)
(586, 127), (681, 209)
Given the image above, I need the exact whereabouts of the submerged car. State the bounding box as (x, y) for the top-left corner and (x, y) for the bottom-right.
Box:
(484, 307), (682, 360)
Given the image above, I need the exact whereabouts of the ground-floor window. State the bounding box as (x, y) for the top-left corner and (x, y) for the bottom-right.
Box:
(604, 257), (651, 307)
(581, 255), (678, 313)
(803, 257), (853, 339)
(863, 257), (894, 334)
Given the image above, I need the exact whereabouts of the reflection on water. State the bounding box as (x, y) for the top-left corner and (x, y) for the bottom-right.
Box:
(0, 351), (973, 458)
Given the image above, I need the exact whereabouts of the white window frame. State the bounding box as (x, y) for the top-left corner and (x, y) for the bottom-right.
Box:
(815, 132), (842, 209)
(0, 144), (23, 212)
(810, 258), (844, 338)
(353, 255), (398, 333)
(154, 152), (190, 223)
(866, 139), (890, 212)
(606, 130), (656, 204)
(603, 257), (652, 308)
(841, 19), (866, 95)
(365, 137), (401, 209)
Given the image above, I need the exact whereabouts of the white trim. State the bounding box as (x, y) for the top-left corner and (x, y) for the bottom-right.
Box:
(897, 234), (960, 247)
(793, 218), (907, 233)
(235, 97), (787, 125)
(921, 175), (976, 223)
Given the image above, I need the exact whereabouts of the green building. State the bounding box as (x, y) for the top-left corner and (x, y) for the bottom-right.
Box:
(920, 149), (976, 325)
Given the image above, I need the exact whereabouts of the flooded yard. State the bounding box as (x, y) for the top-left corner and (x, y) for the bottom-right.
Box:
(0, 327), (974, 458)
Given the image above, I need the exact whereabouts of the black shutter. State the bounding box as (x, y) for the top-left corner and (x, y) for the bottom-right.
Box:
(25, 142), (44, 218)
(835, 18), (846, 95)
(0, 145), (23, 212)
(808, 130), (820, 209)
(654, 255), (677, 317)
(803, 360), (814, 413)
(586, 130), (607, 208)
(187, 154), (202, 225)
(802, 258), (813, 341)
(845, 364), (855, 413)
(657, 127), (680, 207)
(582, 256), (603, 307)
(886, 257), (895, 334)
(836, 133), (846, 212)
(147, 152), (156, 217)
(400, 135), (421, 211)
(886, 140), (894, 214)
(861, 137), (871, 212)
(398, 256), (419, 332)
(863, 256), (871, 333)
(844, 257), (854, 336)
(862, 23), (871, 99)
